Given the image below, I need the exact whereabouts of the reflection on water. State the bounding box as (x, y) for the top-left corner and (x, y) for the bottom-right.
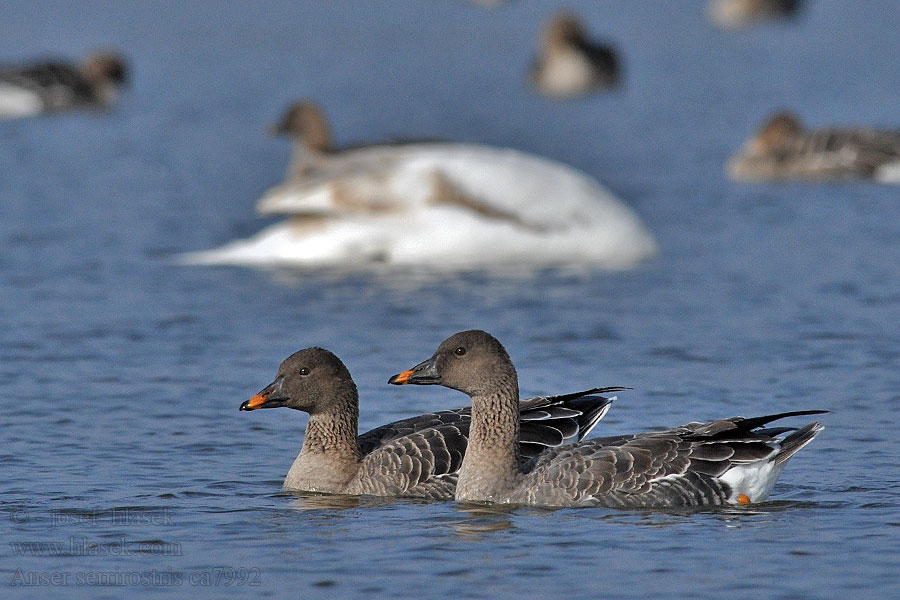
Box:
(286, 492), (366, 512)
(446, 498), (829, 539)
(285, 491), (438, 512)
(451, 503), (518, 539)
(258, 263), (582, 292)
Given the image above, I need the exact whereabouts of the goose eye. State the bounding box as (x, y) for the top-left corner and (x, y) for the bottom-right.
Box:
(454, 347), (466, 356)
(299, 367), (310, 376)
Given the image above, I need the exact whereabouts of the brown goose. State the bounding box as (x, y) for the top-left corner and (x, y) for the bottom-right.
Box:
(389, 330), (825, 508)
(240, 347), (617, 499)
(728, 111), (900, 183)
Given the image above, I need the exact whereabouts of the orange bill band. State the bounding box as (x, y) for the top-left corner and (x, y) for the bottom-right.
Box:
(391, 370), (414, 384)
(244, 392), (269, 410)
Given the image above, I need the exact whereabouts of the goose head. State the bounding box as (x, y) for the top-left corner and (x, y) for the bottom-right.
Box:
(389, 330), (516, 397)
(241, 347), (357, 415)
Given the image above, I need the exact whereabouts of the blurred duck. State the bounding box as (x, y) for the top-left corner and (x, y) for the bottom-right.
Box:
(728, 110), (900, 183)
(0, 51), (127, 118)
(183, 101), (657, 268)
(707, 0), (803, 28)
(530, 13), (620, 99)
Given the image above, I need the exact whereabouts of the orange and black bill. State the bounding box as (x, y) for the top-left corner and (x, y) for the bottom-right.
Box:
(388, 357), (441, 386)
(239, 376), (288, 411)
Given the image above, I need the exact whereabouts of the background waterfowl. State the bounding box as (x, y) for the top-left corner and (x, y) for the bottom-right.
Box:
(707, 0), (804, 28)
(530, 13), (620, 99)
(390, 330), (825, 508)
(240, 346), (617, 498)
(0, 51), (127, 118)
(728, 110), (900, 183)
(184, 100), (656, 268)
(258, 100), (636, 224)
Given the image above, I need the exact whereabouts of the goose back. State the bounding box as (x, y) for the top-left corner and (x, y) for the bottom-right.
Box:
(516, 411), (825, 507)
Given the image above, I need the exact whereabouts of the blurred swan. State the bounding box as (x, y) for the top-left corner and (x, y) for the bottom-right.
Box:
(530, 13), (620, 99)
(707, 0), (803, 29)
(0, 51), (127, 118)
(728, 110), (900, 183)
(182, 101), (656, 269)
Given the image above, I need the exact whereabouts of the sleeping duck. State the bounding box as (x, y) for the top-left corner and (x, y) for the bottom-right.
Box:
(728, 110), (900, 183)
(529, 13), (620, 99)
(0, 51), (127, 118)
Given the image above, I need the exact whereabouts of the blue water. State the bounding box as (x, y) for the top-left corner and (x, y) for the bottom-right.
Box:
(2, 1), (899, 598)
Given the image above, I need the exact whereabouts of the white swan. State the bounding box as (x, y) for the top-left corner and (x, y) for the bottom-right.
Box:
(183, 101), (656, 269)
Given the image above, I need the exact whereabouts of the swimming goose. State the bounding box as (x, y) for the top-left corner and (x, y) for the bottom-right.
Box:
(389, 330), (825, 508)
(530, 13), (620, 99)
(181, 101), (656, 268)
(707, 0), (803, 28)
(0, 51), (127, 118)
(240, 346), (616, 498)
(728, 111), (900, 183)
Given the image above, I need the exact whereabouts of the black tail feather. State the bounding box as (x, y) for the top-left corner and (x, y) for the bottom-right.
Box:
(737, 410), (829, 432)
(775, 422), (825, 464)
(547, 386), (629, 401)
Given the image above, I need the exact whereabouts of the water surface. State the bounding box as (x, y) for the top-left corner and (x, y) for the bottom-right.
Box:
(2, 1), (899, 598)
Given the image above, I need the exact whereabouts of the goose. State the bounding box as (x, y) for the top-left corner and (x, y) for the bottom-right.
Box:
(389, 330), (825, 508)
(240, 346), (617, 498)
(707, 0), (803, 28)
(182, 101), (656, 268)
(530, 13), (620, 99)
(728, 111), (900, 183)
(0, 51), (127, 118)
